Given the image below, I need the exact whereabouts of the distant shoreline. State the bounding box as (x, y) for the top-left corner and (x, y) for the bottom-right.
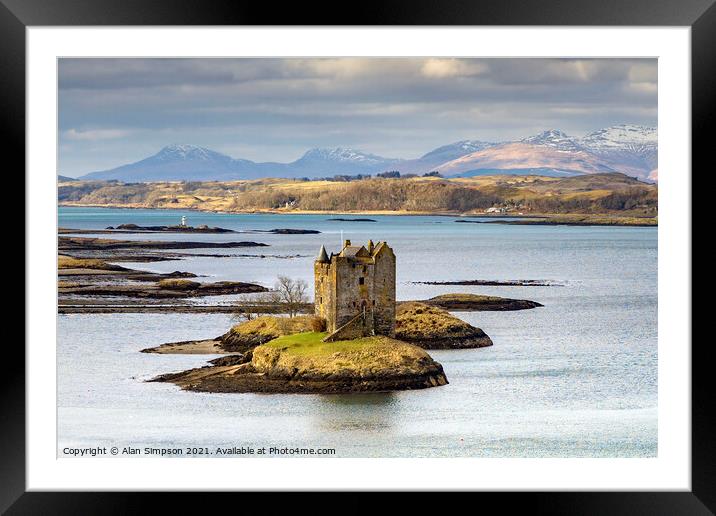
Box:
(57, 202), (472, 217)
(59, 203), (657, 226)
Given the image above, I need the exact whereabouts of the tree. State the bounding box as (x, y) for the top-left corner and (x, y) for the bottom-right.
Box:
(274, 275), (309, 317)
(377, 170), (400, 178)
(232, 290), (277, 322)
(233, 275), (310, 321)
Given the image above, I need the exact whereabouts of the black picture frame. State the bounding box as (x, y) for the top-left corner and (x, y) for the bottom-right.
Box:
(5, 0), (706, 512)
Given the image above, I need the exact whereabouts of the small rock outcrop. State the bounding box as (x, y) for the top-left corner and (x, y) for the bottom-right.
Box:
(424, 293), (542, 311)
(396, 302), (492, 349)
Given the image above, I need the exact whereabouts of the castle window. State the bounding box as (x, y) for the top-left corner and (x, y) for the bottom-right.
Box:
(362, 266), (367, 273)
(372, 300), (376, 306)
(359, 277), (365, 285)
(319, 297), (322, 304)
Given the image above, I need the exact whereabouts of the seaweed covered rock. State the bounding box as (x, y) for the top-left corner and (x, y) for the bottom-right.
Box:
(424, 293), (542, 311)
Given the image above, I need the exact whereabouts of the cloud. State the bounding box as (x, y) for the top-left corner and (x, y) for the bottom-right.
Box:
(421, 58), (488, 78)
(58, 58), (657, 176)
(64, 128), (132, 141)
(629, 62), (658, 83)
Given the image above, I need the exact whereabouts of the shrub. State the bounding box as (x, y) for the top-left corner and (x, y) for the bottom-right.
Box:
(309, 316), (327, 332)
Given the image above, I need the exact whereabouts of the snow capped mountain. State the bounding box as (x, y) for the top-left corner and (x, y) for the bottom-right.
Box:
(521, 130), (586, 153)
(579, 124), (657, 151)
(150, 144), (252, 165)
(155, 144), (215, 161)
(284, 147), (403, 177)
(78, 125), (657, 182)
(577, 125), (657, 178)
(293, 147), (400, 166)
(432, 125), (657, 180)
(419, 140), (496, 164)
(298, 147), (392, 165)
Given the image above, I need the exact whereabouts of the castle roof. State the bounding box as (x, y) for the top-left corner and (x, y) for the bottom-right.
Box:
(317, 240), (391, 264)
(372, 241), (390, 255)
(341, 246), (370, 258)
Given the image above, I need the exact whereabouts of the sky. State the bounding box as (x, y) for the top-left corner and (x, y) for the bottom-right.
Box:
(58, 58), (657, 177)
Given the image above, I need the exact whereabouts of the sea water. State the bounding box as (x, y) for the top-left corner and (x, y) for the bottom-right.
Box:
(57, 207), (657, 457)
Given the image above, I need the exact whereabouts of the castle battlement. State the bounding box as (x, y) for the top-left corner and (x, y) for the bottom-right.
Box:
(314, 239), (396, 339)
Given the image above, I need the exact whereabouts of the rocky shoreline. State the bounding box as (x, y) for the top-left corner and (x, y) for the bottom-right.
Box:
(60, 226), (321, 235)
(107, 223), (236, 233)
(60, 279), (267, 299)
(59, 236), (268, 251)
(262, 228), (321, 234)
(58, 234), (272, 306)
(327, 218), (377, 222)
(59, 302), (310, 314)
(413, 279), (560, 287)
(395, 302), (493, 349)
(455, 215), (657, 227)
(423, 294), (543, 311)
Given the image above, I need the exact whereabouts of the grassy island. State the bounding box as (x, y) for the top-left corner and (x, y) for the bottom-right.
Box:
(151, 332), (448, 394)
(219, 316), (320, 352)
(396, 302), (493, 349)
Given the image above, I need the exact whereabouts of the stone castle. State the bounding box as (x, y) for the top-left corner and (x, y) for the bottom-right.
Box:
(314, 239), (396, 341)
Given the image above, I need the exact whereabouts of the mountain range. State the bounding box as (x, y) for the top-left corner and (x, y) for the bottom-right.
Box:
(75, 125), (657, 183)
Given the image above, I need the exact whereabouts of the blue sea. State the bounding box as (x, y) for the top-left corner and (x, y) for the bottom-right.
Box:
(57, 207), (657, 457)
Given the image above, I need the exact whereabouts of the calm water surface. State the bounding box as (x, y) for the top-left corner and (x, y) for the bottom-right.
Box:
(58, 207), (657, 457)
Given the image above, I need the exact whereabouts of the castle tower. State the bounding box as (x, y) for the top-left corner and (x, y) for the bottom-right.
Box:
(314, 239), (396, 340)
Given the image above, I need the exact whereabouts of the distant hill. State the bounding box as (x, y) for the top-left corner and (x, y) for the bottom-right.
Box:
(60, 172), (657, 217)
(416, 140), (496, 168)
(78, 125), (657, 182)
(436, 142), (615, 178)
(80, 144), (405, 182)
(80, 144), (262, 182)
(58, 175), (77, 182)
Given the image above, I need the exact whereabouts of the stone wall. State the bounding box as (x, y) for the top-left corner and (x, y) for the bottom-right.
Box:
(372, 245), (396, 336)
(322, 312), (373, 342)
(314, 261), (335, 330)
(333, 257), (377, 332)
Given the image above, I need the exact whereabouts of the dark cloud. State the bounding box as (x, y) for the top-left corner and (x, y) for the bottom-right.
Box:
(58, 58), (657, 177)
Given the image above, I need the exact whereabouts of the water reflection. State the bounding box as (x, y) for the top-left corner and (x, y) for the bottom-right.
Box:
(310, 393), (398, 433)
(321, 392), (397, 406)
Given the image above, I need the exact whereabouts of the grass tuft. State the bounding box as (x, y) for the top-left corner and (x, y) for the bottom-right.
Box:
(156, 278), (201, 290)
